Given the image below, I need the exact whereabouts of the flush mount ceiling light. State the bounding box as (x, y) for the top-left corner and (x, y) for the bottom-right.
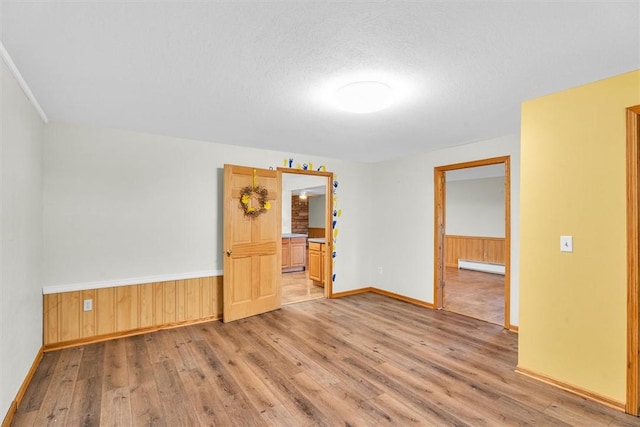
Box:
(334, 81), (394, 114)
(310, 72), (416, 114)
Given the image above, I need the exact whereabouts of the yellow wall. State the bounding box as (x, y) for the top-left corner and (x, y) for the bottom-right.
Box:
(519, 70), (640, 403)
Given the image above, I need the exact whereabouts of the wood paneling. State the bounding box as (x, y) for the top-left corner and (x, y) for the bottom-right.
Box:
(139, 283), (154, 328)
(96, 288), (116, 336)
(445, 234), (505, 267)
(43, 276), (222, 349)
(308, 227), (325, 238)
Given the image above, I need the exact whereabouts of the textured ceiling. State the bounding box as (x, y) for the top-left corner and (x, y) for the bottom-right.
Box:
(2, 1), (639, 162)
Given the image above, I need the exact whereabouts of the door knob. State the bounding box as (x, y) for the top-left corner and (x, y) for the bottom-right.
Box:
(226, 249), (233, 256)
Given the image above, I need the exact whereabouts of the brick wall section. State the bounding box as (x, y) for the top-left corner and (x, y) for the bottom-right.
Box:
(291, 195), (309, 234)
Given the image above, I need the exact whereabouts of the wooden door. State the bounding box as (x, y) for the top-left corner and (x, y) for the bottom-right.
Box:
(223, 164), (281, 322)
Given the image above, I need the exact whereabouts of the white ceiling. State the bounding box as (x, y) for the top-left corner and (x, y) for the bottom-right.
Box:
(2, 1), (638, 163)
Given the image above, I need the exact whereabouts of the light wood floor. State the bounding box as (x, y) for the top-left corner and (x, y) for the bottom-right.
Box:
(444, 266), (505, 325)
(282, 270), (324, 305)
(13, 293), (638, 426)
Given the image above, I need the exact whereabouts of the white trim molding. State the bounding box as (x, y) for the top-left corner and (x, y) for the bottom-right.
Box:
(0, 41), (48, 123)
(42, 269), (223, 295)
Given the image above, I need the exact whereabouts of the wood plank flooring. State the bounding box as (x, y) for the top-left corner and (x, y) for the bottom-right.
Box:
(282, 271), (324, 305)
(444, 266), (505, 325)
(13, 293), (639, 426)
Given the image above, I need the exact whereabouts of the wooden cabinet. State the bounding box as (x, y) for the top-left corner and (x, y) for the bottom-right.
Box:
(282, 238), (290, 269)
(308, 241), (326, 286)
(282, 237), (306, 272)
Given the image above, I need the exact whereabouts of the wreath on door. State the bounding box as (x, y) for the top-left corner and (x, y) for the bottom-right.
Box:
(240, 184), (271, 218)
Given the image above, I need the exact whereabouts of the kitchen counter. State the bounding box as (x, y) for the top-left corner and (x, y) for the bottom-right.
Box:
(307, 238), (325, 244)
(282, 233), (308, 238)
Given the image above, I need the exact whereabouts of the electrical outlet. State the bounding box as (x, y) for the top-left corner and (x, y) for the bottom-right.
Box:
(378, 267), (383, 275)
(83, 299), (93, 312)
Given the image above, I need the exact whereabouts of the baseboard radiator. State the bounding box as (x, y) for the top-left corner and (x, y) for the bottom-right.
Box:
(458, 259), (505, 275)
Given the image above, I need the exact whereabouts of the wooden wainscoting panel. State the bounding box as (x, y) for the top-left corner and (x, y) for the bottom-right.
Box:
(176, 279), (187, 321)
(214, 276), (223, 315)
(445, 235), (462, 267)
(153, 282), (164, 325)
(183, 278), (202, 321)
(163, 280), (177, 323)
(139, 283), (154, 328)
(96, 287), (116, 336)
(200, 276), (223, 318)
(201, 276), (213, 317)
(116, 285), (139, 331)
(466, 238), (485, 262)
(308, 227), (325, 238)
(484, 238), (506, 264)
(59, 291), (81, 342)
(43, 294), (59, 346)
(43, 275), (223, 349)
(445, 235), (506, 267)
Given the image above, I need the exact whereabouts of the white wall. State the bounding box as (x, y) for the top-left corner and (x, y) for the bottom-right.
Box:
(0, 59), (44, 417)
(309, 195), (326, 228)
(281, 188), (293, 234)
(366, 134), (521, 326)
(41, 124), (519, 329)
(43, 123), (370, 294)
(446, 176), (505, 237)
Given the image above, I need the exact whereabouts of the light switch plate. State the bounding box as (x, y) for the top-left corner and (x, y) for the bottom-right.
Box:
(560, 236), (573, 253)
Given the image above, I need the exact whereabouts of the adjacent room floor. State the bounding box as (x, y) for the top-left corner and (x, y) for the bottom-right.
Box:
(281, 270), (324, 305)
(444, 266), (505, 325)
(12, 293), (636, 426)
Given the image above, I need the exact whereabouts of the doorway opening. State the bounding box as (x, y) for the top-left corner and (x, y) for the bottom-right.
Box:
(434, 156), (511, 329)
(280, 169), (333, 305)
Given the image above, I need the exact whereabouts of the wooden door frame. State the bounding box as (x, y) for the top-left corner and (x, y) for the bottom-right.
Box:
(278, 168), (334, 298)
(626, 105), (640, 415)
(433, 156), (512, 330)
